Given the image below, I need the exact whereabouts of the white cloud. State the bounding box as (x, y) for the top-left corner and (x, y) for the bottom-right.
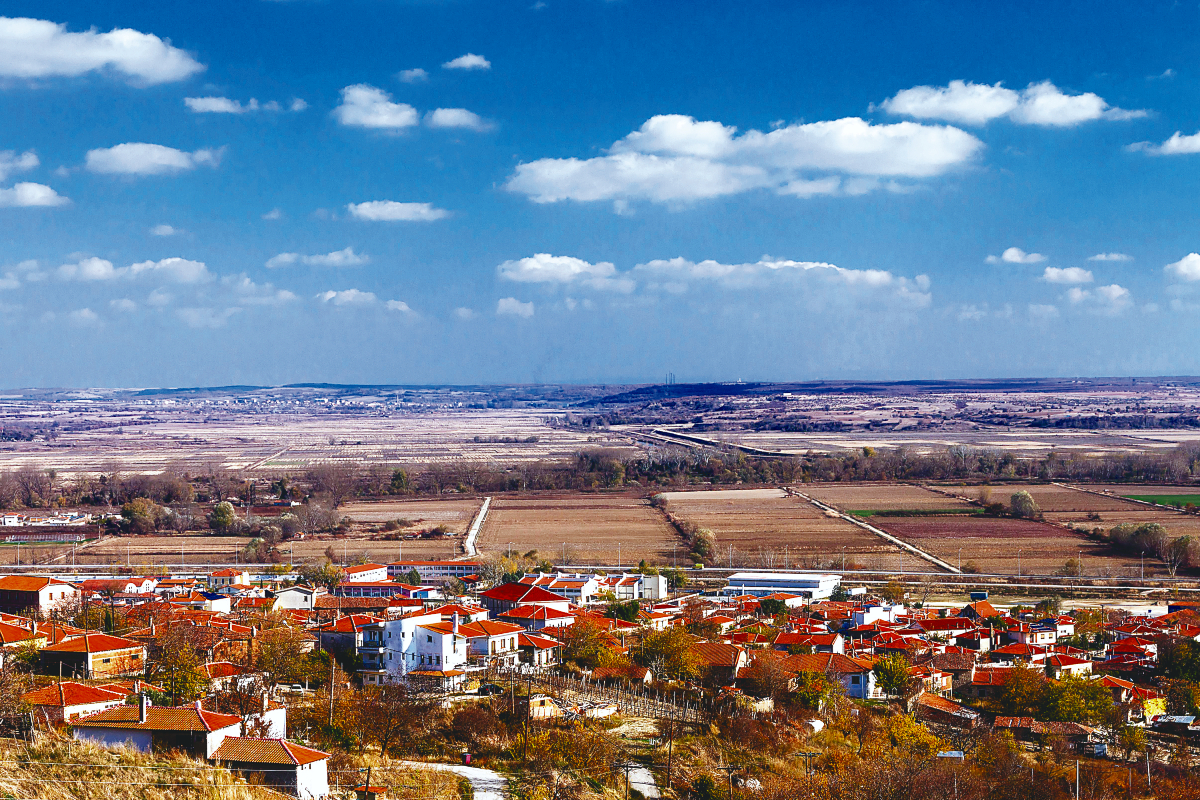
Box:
(67, 308), (98, 326)
(497, 253), (634, 292)
(0, 150), (38, 181)
(386, 299), (415, 313)
(266, 247), (368, 269)
(633, 256), (932, 307)
(129, 257), (211, 283)
(346, 201), (449, 221)
(426, 108), (491, 131)
(1042, 266), (1093, 284)
(0, 273), (19, 290)
(316, 288), (376, 306)
(1130, 130), (1200, 156)
(85, 143), (222, 176)
(185, 96), (260, 114)
(289, 98), (307, 112)
(1067, 283), (1132, 314)
(443, 53), (490, 71)
(0, 182), (68, 207)
(262, 207), (284, 220)
(1166, 253), (1200, 282)
(333, 84), (419, 129)
(0, 17), (203, 85)
(150, 224), (178, 236)
(146, 288), (172, 307)
(178, 307), (240, 328)
(1088, 252), (1132, 261)
(58, 257), (119, 281)
(882, 79), (1145, 127)
(497, 297), (534, 317)
(398, 68), (428, 83)
(986, 247), (1046, 264)
(222, 274), (297, 306)
(956, 304), (988, 321)
(505, 113), (982, 205)
(453, 307), (476, 320)
(109, 298), (136, 312)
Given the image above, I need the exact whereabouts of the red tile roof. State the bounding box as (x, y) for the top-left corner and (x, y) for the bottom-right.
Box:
(0, 576), (73, 592)
(23, 682), (125, 708)
(73, 704), (242, 732)
(43, 633), (142, 654)
(480, 583), (568, 604)
(212, 737), (328, 766)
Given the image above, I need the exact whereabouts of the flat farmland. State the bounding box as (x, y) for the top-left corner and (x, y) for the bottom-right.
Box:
(801, 484), (974, 512)
(870, 516), (1151, 577)
(967, 484), (1138, 512)
(476, 495), (676, 565)
(660, 488), (928, 571)
(340, 498), (483, 532)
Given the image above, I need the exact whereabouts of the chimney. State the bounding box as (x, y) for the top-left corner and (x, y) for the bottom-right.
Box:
(194, 699), (203, 712)
(139, 693), (148, 723)
(452, 613), (459, 636)
(150, 618), (156, 636)
(133, 679), (140, 693)
(262, 693), (269, 713)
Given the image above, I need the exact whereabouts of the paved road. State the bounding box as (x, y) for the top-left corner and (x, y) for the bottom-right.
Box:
(400, 760), (507, 800)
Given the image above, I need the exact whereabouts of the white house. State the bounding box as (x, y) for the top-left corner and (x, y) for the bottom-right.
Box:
(723, 572), (841, 600)
(343, 563), (389, 583)
(211, 737), (329, 800)
(274, 585), (327, 610)
(72, 698), (243, 758)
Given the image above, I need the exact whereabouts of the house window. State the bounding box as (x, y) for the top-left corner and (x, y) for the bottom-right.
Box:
(851, 675), (861, 684)
(427, 635), (432, 643)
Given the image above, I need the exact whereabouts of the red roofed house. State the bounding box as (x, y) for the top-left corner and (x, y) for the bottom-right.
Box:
(459, 619), (527, 668)
(208, 569), (250, 589)
(24, 681), (127, 723)
(344, 563), (389, 583)
(1044, 654), (1093, 678)
(518, 632), (562, 667)
(0, 575), (79, 615)
(689, 642), (747, 685)
(212, 737), (329, 799)
(40, 633), (146, 679)
(73, 698), (243, 758)
(497, 604), (576, 631)
(478, 583), (570, 616)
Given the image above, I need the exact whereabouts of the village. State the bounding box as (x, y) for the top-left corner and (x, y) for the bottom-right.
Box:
(0, 554), (1195, 799)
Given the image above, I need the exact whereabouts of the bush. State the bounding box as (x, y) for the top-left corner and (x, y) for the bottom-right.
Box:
(1010, 491), (1040, 519)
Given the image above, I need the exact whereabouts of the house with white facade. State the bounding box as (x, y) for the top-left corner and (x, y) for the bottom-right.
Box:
(344, 563), (389, 583)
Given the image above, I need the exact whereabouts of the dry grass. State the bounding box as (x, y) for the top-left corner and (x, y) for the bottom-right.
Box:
(801, 483), (974, 511)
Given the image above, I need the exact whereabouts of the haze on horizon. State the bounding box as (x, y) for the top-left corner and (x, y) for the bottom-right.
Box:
(2, 1), (1199, 387)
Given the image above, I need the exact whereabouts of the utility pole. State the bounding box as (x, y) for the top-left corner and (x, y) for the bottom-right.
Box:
(664, 715), (676, 790)
(1075, 760), (1079, 800)
(717, 764), (742, 800)
(615, 762), (637, 800)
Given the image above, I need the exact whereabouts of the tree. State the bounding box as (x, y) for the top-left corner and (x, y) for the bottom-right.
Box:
(992, 662), (1045, 717)
(254, 626), (309, 689)
(297, 560), (345, 591)
(606, 599), (640, 623)
(758, 598), (788, 618)
(793, 669), (836, 711)
(1162, 536), (1195, 577)
(150, 627), (209, 704)
(358, 683), (431, 755)
(560, 619), (624, 669)
(1118, 725), (1146, 761)
(121, 497), (163, 534)
(742, 654), (793, 700)
(1010, 491), (1040, 519)
(636, 626), (700, 681)
(1043, 674), (1113, 724)
(399, 568), (421, 586)
(872, 653), (913, 699)
(879, 579), (906, 604)
(208, 501), (237, 533)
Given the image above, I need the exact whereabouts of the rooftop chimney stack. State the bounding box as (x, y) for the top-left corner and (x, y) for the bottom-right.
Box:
(452, 613), (459, 636)
(139, 693), (148, 723)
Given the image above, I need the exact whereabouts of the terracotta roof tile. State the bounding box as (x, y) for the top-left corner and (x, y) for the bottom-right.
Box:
(212, 737), (328, 766)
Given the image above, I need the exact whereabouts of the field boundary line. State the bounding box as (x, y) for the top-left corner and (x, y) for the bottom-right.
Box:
(463, 496), (491, 557)
(793, 492), (962, 574)
(1054, 482), (1191, 514)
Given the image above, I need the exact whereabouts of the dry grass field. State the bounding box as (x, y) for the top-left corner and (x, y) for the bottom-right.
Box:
(966, 484), (1135, 512)
(658, 488), (928, 571)
(801, 483), (974, 511)
(340, 498), (483, 532)
(870, 515), (1151, 577)
(475, 494), (677, 566)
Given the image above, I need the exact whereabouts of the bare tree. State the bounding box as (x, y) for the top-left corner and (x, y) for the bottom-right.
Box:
(306, 462), (360, 507)
(13, 466), (51, 508)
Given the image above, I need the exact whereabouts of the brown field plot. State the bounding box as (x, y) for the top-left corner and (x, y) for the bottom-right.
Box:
(966, 484), (1136, 512)
(870, 516), (1152, 577)
(659, 488), (928, 571)
(475, 494), (676, 566)
(801, 483), (974, 511)
(340, 498), (483, 532)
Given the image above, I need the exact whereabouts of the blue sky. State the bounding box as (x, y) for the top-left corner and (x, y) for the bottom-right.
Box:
(2, 1), (1200, 386)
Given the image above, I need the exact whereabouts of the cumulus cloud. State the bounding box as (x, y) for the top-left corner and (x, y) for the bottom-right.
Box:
(178, 307), (240, 329)
(0, 182), (68, 207)
(67, 308), (99, 326)
(58, 257), (119, 281)
(426, 108), (491, 130)
(289, 98), (307, 112)
(184, 96), (261, 114)
(150, 224), (178, 236)
(0, 16), (203, 85)
(1088, 252), (1132, 261)
(333, 84), (419, 129)
(1067, 283), (1132, 314)
(398, 68), (428, 83)
(109, 298), (136, 312)
(1129, 131), (1200, 156)
(386, 299), (415, 313)
(497, 253), (634, 292)
(1166, 253), (1200, 282)
(265, 247), (368, 269)
(262, 208), (284, 221)
(453, 307), (476, 320)
(1028, 303), (1060, 320)
(882, 80), (1145, 126)
(986, 247), (1046, 265)
(443, 53), (490, 71)
(346, 201), (448, 221)
(505, 113), (982, 206)
(497, 297), (534, 317)
(316, 288), (376, 306)
(0, 150), (38, 181)
(129, 257), (210, 283)
(222, 274), (297, 306)
(85, 143), (222, 176)
(1042, 266), (1093, 284)
(146, 288), (172, 307)
(634, 256), (932, 307)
